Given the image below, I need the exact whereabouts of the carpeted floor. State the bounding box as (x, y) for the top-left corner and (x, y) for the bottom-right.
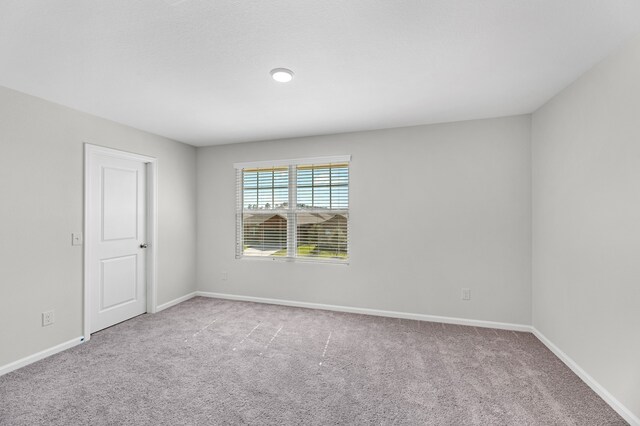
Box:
(0, 297), (626, 425)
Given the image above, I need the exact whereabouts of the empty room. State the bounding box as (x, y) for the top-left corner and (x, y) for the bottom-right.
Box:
(1, 1), (639, 425)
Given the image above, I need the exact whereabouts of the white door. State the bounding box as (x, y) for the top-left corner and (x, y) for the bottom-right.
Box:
(87, 149), (148, 333)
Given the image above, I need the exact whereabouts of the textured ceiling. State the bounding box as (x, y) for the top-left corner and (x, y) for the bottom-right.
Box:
(1, 1), (640, 146)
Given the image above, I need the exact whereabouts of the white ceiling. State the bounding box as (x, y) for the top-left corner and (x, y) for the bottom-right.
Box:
(1, 1), (640, 146)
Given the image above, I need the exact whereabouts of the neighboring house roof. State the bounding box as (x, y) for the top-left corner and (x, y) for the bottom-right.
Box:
(243, 213), (346, 226)
(297, 213), (346, 226)
(243, 214), (286, 226)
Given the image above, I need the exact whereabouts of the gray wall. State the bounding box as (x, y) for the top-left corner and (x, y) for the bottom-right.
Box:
(197, 115), (532, 325)
(0, 85), (197, 367)
(532, 34), (640, 419)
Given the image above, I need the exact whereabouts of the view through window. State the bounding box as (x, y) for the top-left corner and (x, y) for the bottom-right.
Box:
(236, 158), (349, 262)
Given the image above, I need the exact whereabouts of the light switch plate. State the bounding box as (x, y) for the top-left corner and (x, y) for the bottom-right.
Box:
(72, 232), (83, 246)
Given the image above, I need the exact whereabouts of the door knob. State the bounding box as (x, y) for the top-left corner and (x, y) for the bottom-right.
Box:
(140, 243), (148, 249)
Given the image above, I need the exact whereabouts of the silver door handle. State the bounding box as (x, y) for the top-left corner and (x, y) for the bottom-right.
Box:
(140, 243), (148, 249)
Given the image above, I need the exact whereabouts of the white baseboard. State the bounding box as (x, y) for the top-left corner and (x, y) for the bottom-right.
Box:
(195, 291), (532, 332)
(0, 337), (84, 377)
(156, 291), (197, 312)
(532, 328), (639, 426)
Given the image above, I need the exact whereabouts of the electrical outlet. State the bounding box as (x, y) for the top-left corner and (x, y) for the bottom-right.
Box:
(221, 271), (228, 281)
(42, 310), (55, 326)
(461, 288), (471, 301)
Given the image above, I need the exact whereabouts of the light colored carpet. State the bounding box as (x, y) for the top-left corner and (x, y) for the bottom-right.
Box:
(0, 297), (626, 425)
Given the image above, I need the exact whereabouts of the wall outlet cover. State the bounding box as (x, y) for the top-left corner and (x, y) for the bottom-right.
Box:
(42, 310), (55, 326)
(462, 288), (471, 301)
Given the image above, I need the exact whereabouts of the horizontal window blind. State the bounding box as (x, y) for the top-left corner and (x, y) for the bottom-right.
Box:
(236, 157), (349, 263)
(242, 167), (289, 211)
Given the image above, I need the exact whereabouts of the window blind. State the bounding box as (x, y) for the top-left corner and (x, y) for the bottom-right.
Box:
(235, 157), (350, 263)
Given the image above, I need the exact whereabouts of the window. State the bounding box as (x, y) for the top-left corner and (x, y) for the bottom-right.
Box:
(235, 156), (350, 263)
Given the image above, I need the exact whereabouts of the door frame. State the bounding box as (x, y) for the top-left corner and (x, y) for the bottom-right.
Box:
(83, 143), (158, 341)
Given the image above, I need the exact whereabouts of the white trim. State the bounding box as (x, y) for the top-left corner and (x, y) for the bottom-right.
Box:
(234, 155), (351, 170)
(195, 291), (532, 332)
(83, 143), (158, 341)
(0, 337), (84, 377)
(532, 328), (640, 426)
(237, 254), (349, 265)
(84, 144), (158, 163)
(146, 161), (159, 314)
(156, 292), (197, 312)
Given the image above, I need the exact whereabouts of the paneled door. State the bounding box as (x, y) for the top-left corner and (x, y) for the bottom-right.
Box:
(86, 147), (149, 333)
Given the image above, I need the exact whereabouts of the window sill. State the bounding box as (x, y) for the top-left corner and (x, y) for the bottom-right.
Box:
(236, 255), (349, 265)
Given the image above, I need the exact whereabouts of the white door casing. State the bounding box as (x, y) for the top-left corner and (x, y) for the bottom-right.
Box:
(84, 144), (157, 337)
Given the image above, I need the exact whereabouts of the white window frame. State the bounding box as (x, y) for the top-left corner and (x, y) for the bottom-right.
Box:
(235, 155), (351, 264)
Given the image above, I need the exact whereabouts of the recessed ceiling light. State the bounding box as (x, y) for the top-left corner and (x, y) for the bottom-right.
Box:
(270, 68), (294, 83)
